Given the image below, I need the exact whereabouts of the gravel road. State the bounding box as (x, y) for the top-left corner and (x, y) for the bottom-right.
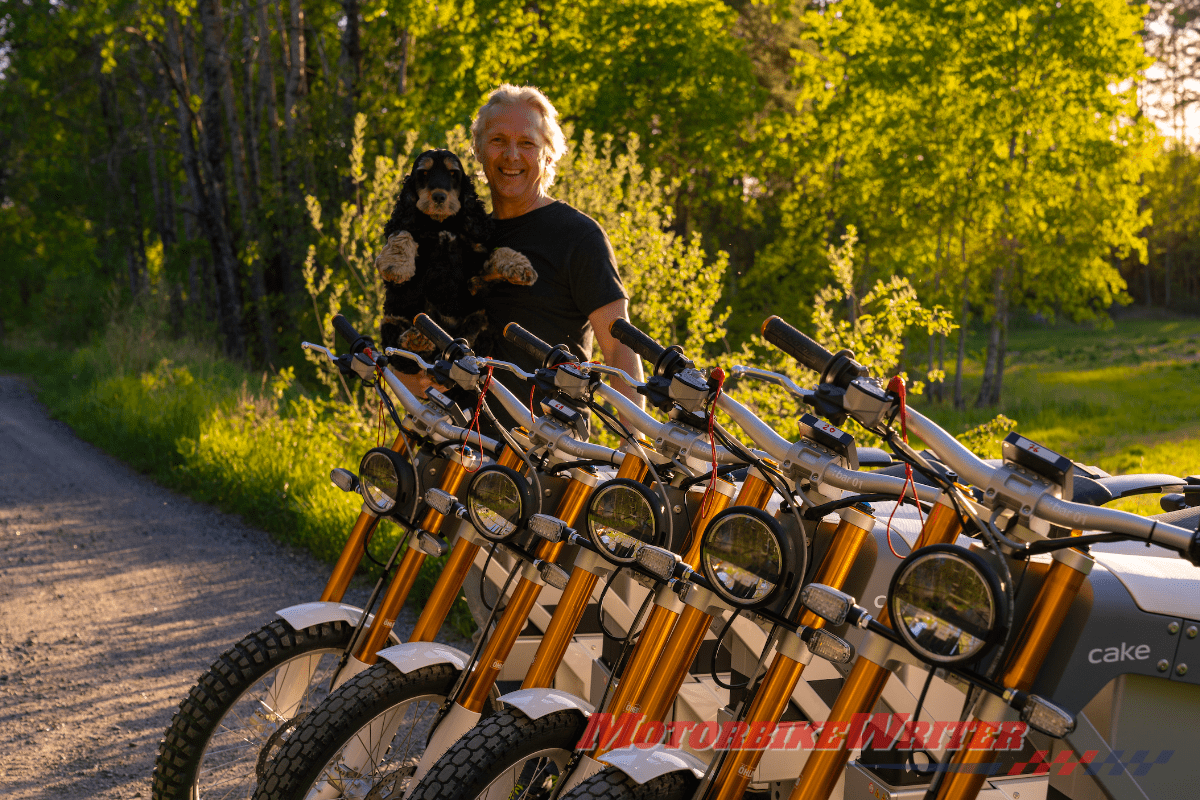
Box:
(0, 374), (454, 799)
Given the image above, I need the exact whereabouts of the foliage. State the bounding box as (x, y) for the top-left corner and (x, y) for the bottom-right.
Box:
(809, 227), (956, 393)
(303, 114), (418, 402)
(1129, 143), (1200, 310)
(956, 414), (1019, 460)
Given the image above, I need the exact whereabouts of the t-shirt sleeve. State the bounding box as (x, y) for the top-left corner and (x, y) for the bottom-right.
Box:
(569, 225), (628, 319)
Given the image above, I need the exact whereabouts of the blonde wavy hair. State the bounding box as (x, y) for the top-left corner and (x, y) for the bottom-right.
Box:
(471, 84), (568, 191)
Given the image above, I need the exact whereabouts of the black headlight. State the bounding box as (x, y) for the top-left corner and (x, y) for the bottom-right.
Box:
(887, 544), (1008, 666)
(358, 448), (417, 517)
(466, 465), (532, 542)
(701, 506), (798, 609)
(585, 479), (666, 565)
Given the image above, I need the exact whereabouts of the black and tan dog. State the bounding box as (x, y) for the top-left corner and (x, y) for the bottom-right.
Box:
(375, 149), (535, 367)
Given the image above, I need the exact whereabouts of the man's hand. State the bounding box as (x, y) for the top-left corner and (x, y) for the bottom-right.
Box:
(589, 298), (646, 413)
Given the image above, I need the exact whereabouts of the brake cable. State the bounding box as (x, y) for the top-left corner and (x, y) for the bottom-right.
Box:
(595, 568), (635, 645)
(479, 398), (544, 522)
(709, 609), (747, 690)
(461, 365), (494, 474)
(699, 367), (727, 517)
(882, 376), (924, 558)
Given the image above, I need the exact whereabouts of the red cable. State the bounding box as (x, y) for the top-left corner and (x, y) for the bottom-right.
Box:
(882, 375), (923, 558)
(699, 367), (726, 518)
(463, 366), (494, 473)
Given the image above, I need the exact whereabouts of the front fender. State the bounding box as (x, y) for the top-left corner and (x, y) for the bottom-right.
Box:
(499, 688), (594, 721)
(600, 745), (707, 784)
(375, 641), (472, 674)
(274, 601), (400, 645)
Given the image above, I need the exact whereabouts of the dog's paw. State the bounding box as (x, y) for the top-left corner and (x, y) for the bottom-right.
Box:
(488, 247), (538, 285)
(397, 326), (435, 355)
(376, 232), (418, 283)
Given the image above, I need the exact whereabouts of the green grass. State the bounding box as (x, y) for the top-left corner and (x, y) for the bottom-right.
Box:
(0, 317), (475, 635)
(912, 312), (1200, 515)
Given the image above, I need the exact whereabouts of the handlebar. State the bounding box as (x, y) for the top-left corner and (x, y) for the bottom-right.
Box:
(610, 318), (668, 365)
(332, 314), (374, 355)
(591, 382), (745, 465)
(713, 390), (940, 503)
(760, 316), (866, 387)
(413, 313), (455, 354)
(758, 317), (1200, 559)
(504, 322), (555, 364)
(304, 341), (498, 451)
(760, 316), (835, 377)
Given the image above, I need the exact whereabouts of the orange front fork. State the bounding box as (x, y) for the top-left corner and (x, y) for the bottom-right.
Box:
(456, 474), (597, 712)
(790, 497), (964, 800)
(318, 431), (410, 602)
(349, 444), (509, 665)
(522, 453), (651, 689)
(709, 504), (877, 800)
(933, 548), (1092, 800)
(592, 479), (737, 735)
(593, 472), (776, 759)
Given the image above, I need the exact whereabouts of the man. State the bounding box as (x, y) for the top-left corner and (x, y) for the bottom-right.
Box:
(470, 84), (646, 424)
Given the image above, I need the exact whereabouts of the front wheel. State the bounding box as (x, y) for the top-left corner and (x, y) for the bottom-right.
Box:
(153, 619), (354, 800)
(408, 708), (588, 800)
(559, 767), (699, 800)
(254, 662), (465, 800)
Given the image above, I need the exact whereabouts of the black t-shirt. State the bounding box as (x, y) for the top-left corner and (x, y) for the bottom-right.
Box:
(481, 201), (627, 432)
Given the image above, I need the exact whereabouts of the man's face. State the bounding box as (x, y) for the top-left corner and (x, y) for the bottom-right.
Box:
(481, 104), (546, 207)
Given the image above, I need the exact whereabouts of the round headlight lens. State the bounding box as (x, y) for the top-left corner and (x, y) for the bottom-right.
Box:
(701, 507), (792, 608)
(467, 465), (531, 541)
(586, 479), (665, 564)
(359, 448), (416, 517)
(888, 545), (1005, 665)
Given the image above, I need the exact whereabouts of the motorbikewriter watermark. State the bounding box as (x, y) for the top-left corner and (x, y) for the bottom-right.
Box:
(577, 712), (1175, 776)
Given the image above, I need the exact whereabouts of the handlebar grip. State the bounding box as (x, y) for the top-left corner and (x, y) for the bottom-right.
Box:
(610, 319), (666, 365)
(761, 316), (835, 375)
(413, 313), (455, 354)
(332, 314), (364, 349)
(504, 322), (554, 363)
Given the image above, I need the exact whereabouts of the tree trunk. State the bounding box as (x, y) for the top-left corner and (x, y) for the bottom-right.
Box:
(281, 0), (309, 298)
(238, 8), (262, 194)
(1164, 249), (1172, 308)
(936, 333), (945, 404)
(197, 0), (248, 358)
(976, 263), (1010, 407)
(256, 0), (291, 300)
(283, 0), (306, 142)
(339, 0), (361, 134)
(95, 52), (142, 297)
(257, 1), (285, 204)
(206, 0), (276, 364)
(953, 223), (970, 411)
(396, 30), (409, 95)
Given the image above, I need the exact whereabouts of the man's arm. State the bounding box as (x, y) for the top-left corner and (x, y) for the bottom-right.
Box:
(589, 298), (646, 411)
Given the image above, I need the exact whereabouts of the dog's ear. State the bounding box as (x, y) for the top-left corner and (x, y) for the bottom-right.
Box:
(384, 170), (421, 239)
(459, 172), (492, 243)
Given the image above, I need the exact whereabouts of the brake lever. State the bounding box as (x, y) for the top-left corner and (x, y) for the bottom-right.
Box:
(475, 357), (537, 382)
(383, 347), (435, 372)
(727, 365), (813, 401)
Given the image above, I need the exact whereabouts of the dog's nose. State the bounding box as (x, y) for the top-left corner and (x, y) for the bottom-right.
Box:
(432, 190), (447, 205)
